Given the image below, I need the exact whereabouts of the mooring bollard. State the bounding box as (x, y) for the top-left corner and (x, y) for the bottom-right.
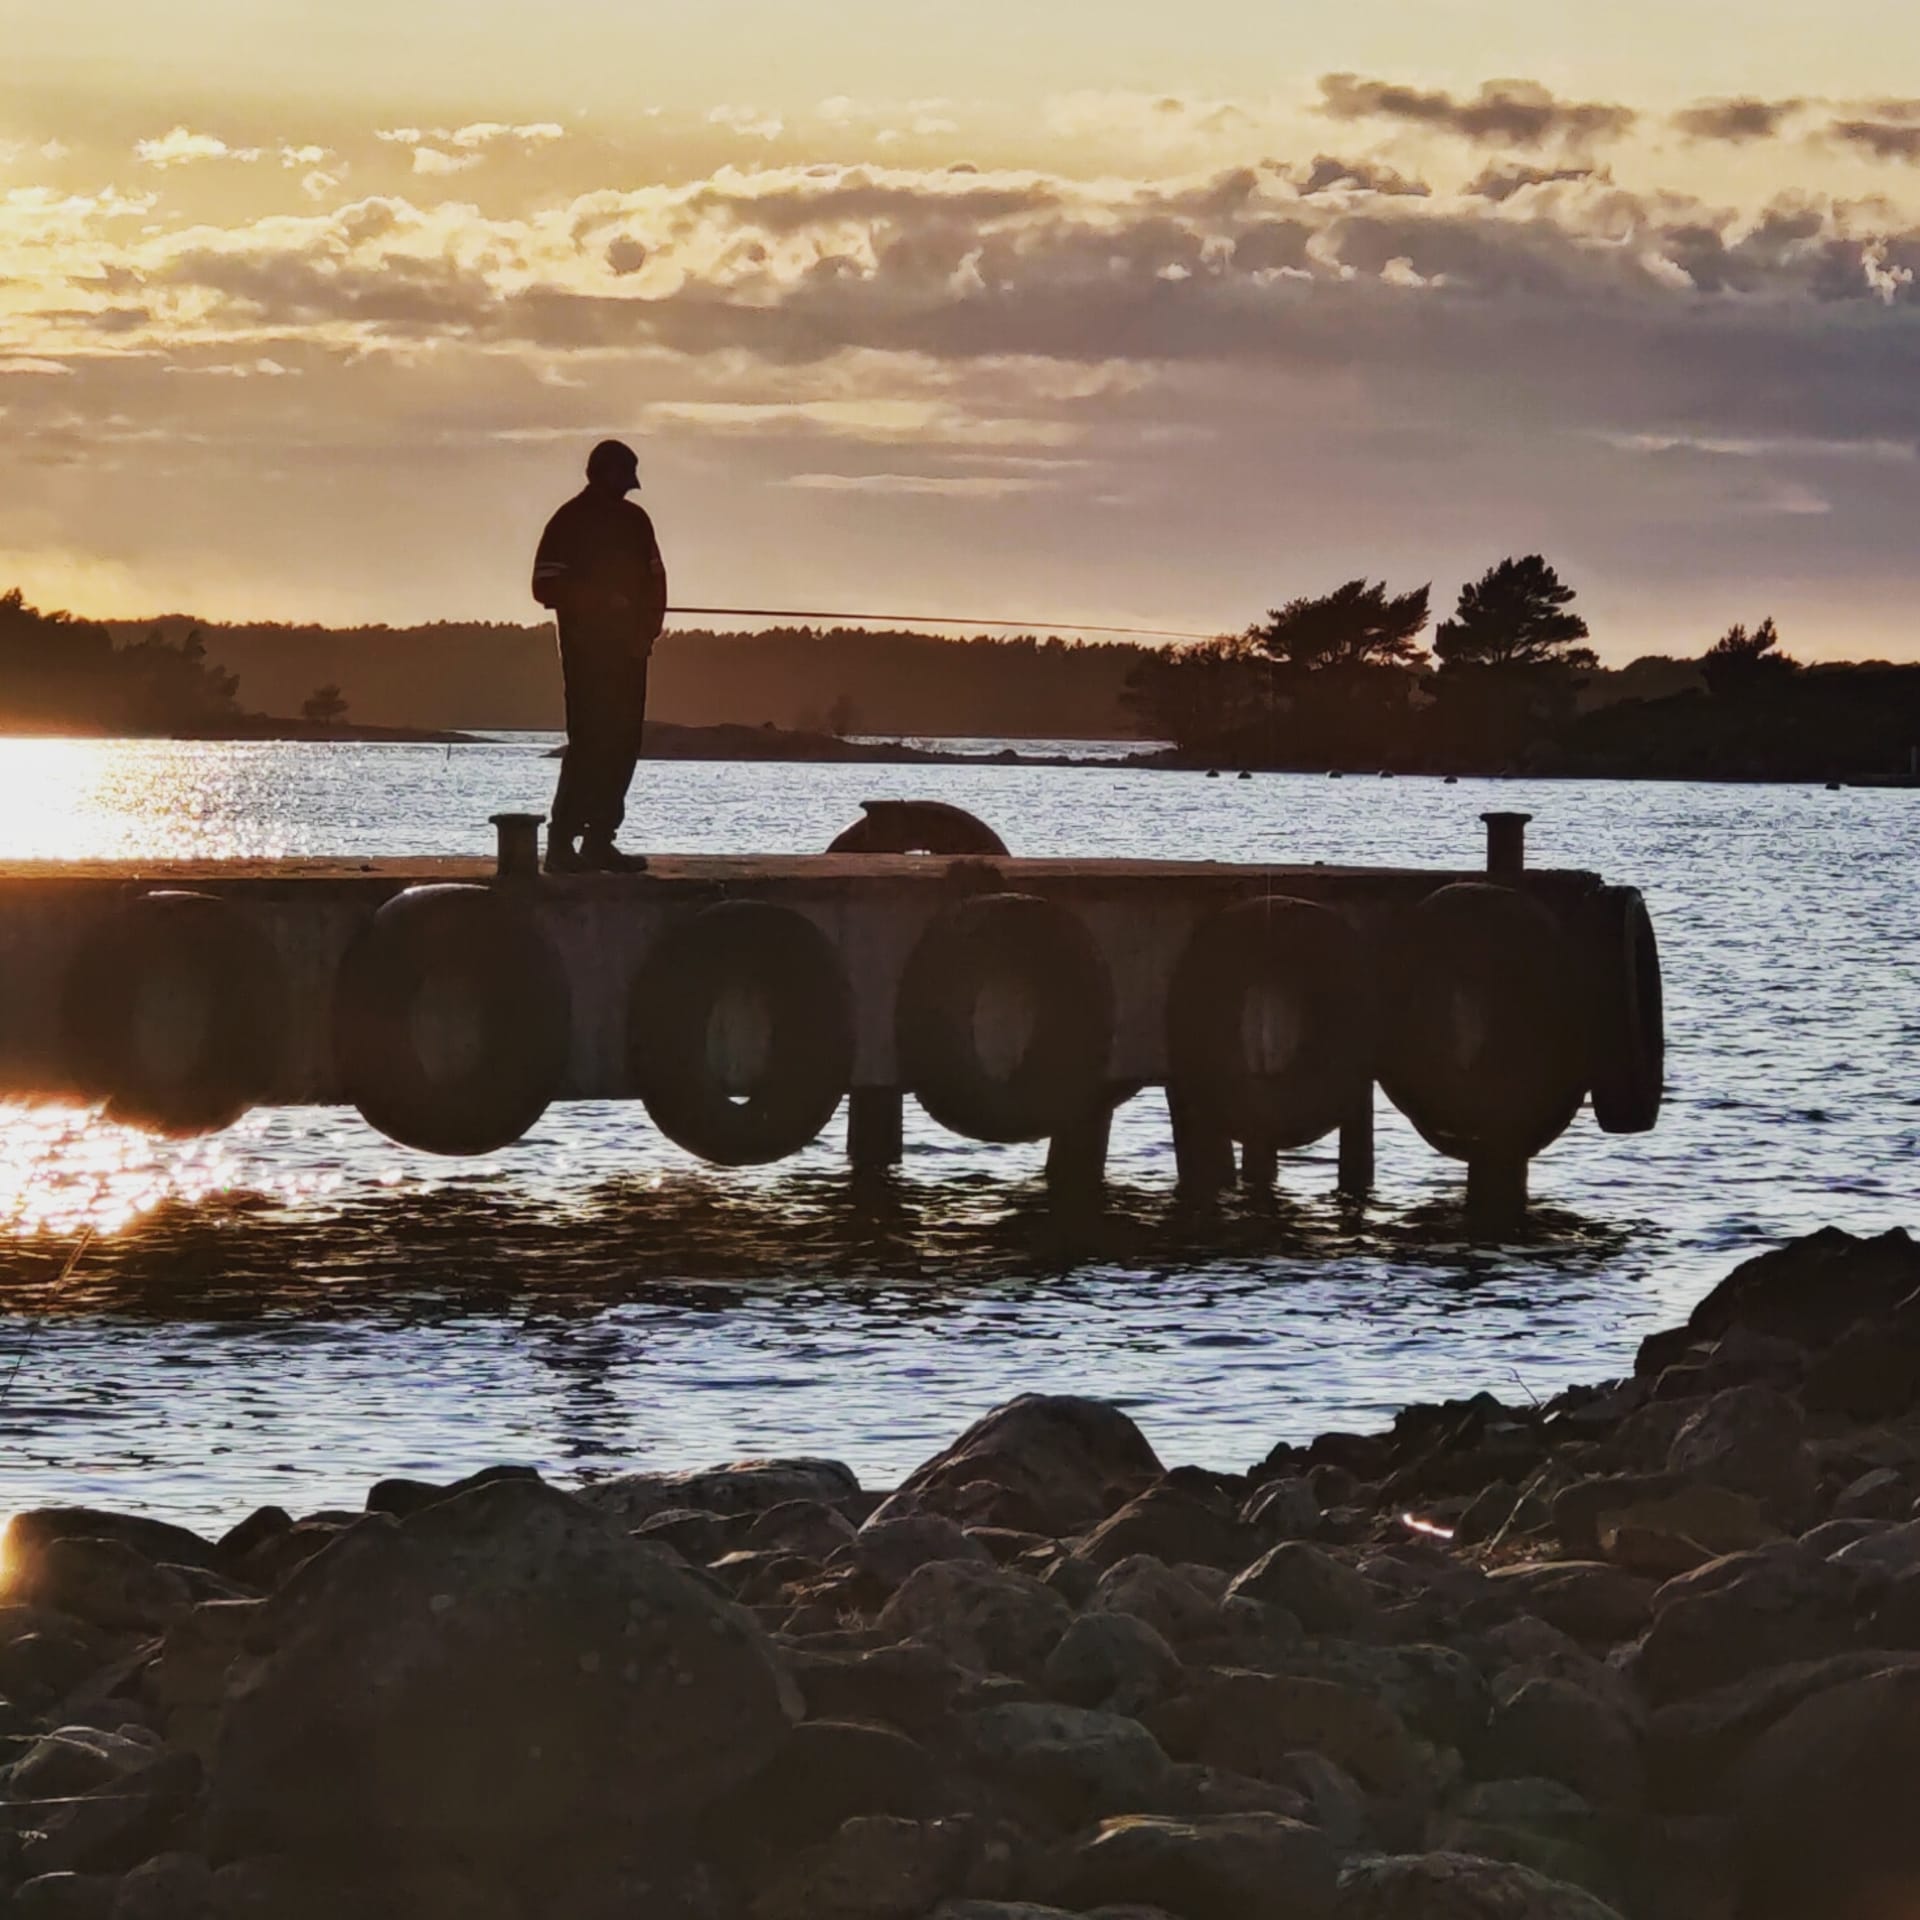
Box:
(1481, 811), (1532, 879)
(489, 812), (544, 880)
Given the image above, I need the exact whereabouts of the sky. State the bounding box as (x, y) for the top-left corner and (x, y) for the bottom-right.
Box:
(5, 0), (1920, 659)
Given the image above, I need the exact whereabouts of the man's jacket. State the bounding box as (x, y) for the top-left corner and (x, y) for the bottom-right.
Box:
(531, 488), (668, 649)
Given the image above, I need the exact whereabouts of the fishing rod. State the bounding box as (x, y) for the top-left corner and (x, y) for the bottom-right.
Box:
(665, 606), (1217, 642)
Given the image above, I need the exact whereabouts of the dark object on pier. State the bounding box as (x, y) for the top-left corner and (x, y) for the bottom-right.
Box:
(827, 799), (1008, 857)
(631, 901), (853, 1166)
(62, 890), (285, 1136)
(334, 885), (571, 1155)
(897, 891), (1112, 1143)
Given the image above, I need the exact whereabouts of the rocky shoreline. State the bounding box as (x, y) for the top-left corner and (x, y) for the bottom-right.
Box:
(5, 1224), (1920, 1918)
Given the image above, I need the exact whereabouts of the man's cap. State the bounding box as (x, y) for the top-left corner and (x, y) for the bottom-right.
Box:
(586, 439), (641, 487)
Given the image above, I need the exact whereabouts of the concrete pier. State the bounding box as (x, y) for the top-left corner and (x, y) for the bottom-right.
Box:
(0, 847), (1663, 1219)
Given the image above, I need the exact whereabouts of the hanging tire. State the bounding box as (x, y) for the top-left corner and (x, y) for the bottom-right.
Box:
(334, 885), (570, 1156)
(828, 800), (1008, 856)
(631, 902), (853, 1166)
(1589, 885), (1664, 1134)
(897, 892), (1111, 1142)
(1378, 882), (1586, 1162)
(1167, 896), (1373, 1149)
(61, 890), (286, 1136)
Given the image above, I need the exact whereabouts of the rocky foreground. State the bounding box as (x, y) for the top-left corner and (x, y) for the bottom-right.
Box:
(6, 1227), (1920, 1919)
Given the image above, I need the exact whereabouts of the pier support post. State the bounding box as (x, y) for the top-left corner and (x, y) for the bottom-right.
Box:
(1169, 1090), (1236, 1206)
(1240, 1138), (1278, 1194)
(1466, 1155), (1529, 1233)
(1046, 1097), (1115, 1211)
(1337, 1093), (1375, 1201)
(848, 1088), (904, 1178)
(489, 812), (544, 881)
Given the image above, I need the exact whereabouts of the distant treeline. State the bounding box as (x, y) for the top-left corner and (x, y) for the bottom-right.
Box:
(102, 618), (1154, 739)
(1124, 561), (1920, 784)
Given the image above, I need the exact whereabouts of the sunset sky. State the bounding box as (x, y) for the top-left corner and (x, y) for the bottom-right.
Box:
(6, 0), (1920, 657)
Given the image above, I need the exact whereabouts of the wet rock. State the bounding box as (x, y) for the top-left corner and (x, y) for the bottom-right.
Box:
(898, 1397), (1163, 1537)
(962, 1702), (1173, 1826)
(1681, 1226), (1920, 1349)
(785, 1641), (963, 1736)
(706, 1719), (938, 1857)
(1728, 1661), (1920, 1919)
(1334, 1851), (1627, 1918)
(8, 1727), (159, 1801)
(850, 1515), (989, 1590)
(3, 1513), (219, 1580)
(365, 1465), (540, 1520)
(1485, 1562), (1656, 1644)
(1226, 1544), (1376, 1635)
(747, 1814), (970, 1920)
(1078, 1484), (1252, 1573)
(579, 1458), (860, 1529)
(1482, 1679), (1643, 1808)
(875, 1561), (1070, 1680)
(1644, 1648), (1920, 1811)
(1244, 1477), (1320, 1539)
(1055, 1811), (1338, 1920)
(1150, 1669), (1433, 1800)
(1630, 1543), (1860, 1703)
(109, 1852), (213, 1920)
(1086, 1557), (1221, 1648)
(4, 1539), (194, 1636)
(1665, 1385), (1819, 1529)
(208, 1478), (798, 1867)
(12, 1877), (118, 1920)
(1043, 1610), (1183, 1718)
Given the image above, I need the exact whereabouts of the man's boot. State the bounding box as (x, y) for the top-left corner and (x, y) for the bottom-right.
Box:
(545, 832), (589, 874)
(581, 837), (648, 874)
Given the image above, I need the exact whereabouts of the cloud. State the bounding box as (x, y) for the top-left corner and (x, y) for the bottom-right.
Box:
(1671, 98), (1807, 143)
(1464, 162), (1604, 201)
(134, 127), (263, 168)
(375, 121), (566, 173)
(708, 106), (784, 141)
(1318, 73), (1636, 148)
(784, 472), (1052, 496)
(1830, 118), (1920, 162)
(1296, 155), (1429, 198)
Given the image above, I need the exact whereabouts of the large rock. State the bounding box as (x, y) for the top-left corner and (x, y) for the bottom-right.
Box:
(1044, 1610), (1185, 1718)
(1629, 1543), (1859, 1704)
(1335, 1852), (1627, 1918)
(1226, 1545), (1376, 1635)
(962, 1702), (1175, 1825)
(577, 1458), (859, 1529)
(1678, 1227), (1920, 1350)
(1482, 1679), (1644, 1809)
(3, 1510), (220, 1578)
(899, 1397), (1164, 1536)
(207, 1478), (798, 1865)
(1664, 1386), (1819, 1529)
(1728, 1661), (1920, 1919)
(874, 1560), (1071, 1679)
(1088, 1557), (1223, 1648)
(2, 1537), (195, 1635)
(748, 1815), (972, 1920)
(1055, 1812), (1338, 1919)
(1078, 1485), (1253, 1573)
(1485, 1562), (1656, 1644)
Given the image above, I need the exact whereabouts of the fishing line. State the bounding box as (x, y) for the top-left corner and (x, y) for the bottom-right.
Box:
(665, 607), (1216, 642)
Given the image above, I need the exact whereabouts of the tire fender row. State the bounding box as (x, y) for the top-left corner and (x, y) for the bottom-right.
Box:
(45, 877), (1663, 1165)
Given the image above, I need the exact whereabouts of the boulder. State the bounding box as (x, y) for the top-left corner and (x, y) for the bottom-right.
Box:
(207, 1478), (798, 1866)
(1055, 1812), (1338, 1920)
(1591, 1484), (1778, 1580)
(1087, 1557), (1222, 1647)
(1482, 1679), (1644, 1809)
(577, 1458), (860, 1529)
(745, 1500), (857, 1561)
(1728, 1661), (1920, 1919)
(1629, 1543), (1859, 1704)
(706, 1718), (939, 1857)
(1334, 1851), (1627, 1918)
(1226, 1545), (1376, 1635)
(962, 1702), (1175, 1825)
(109, 1852), (214, 1920)
(747, 1814), (971, 1920)
(1664, 1386), (1818, 1528)
(12, 1878), (119, 1920)
(785, 1641), (963, 1736)
(1043, 1610), (1184, 1718)
(898, 1397), (1164, 1536)
(874, 1561), (1071, 1679)
(1678, 1227), (1920, 1348)
(1078, 1485), (1253, 1573)
(1244, 1477), (1321, 1539)
(850, 1515), (989, 1590)
(1485, 1562), (1656, 1644)
(1150, 1669), (1433, 1799)
(3, 1511), (219, 1578)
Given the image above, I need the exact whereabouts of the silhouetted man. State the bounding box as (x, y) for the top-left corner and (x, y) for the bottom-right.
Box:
(531, 439), (667, 873)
